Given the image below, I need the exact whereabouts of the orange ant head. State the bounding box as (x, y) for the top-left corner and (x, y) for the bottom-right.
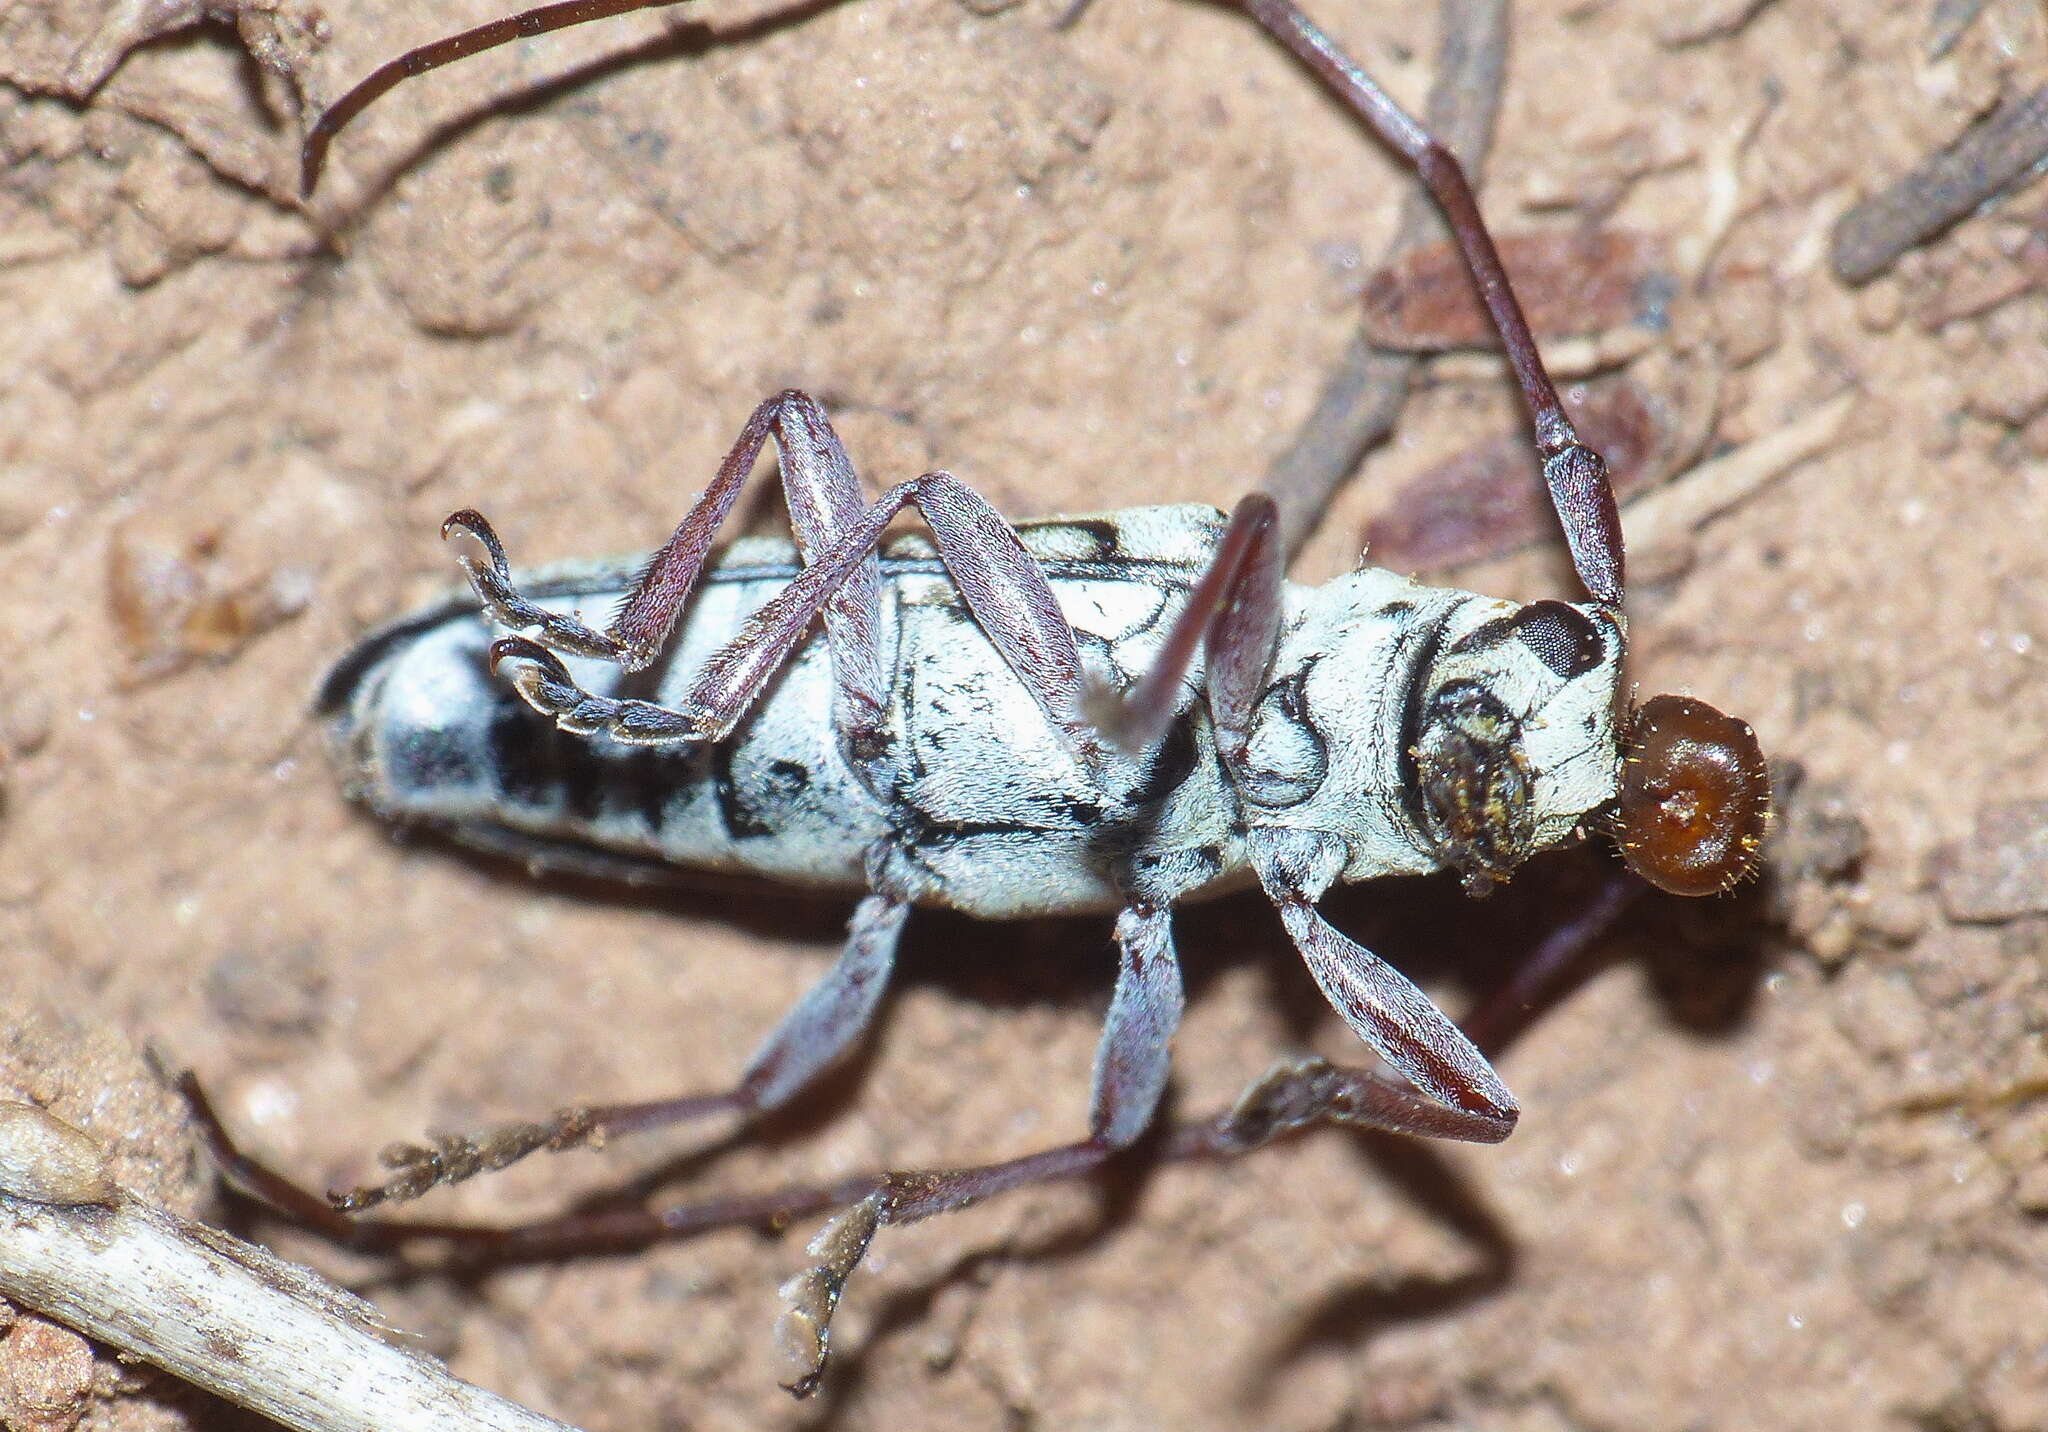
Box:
(1613, 694), (1771, 897)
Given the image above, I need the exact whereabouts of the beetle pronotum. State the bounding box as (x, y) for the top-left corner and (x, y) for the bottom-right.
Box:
(205, 0), (1770, 1395)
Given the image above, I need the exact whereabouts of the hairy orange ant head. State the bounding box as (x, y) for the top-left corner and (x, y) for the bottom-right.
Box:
(1614, 694), (1770, 897)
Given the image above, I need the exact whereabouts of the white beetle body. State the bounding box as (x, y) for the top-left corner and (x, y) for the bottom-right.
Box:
(324, 502), (1628, 922)
(244, 0), (1781, 1396)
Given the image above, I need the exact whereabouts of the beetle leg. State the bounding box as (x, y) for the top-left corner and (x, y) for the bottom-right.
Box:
(772, 921), (1515, 1397)
(488, 466), (1095, 756)
(1169, 1052), (1514, 1156)
(450, 390), (887, 733)
(1089, 905), (1186, 1145)
(325, 886), (909, 1213)
(448, 390), (890, 758)
(1271, 899), (1516, 1131)
(772, 902), (1182, 1394)
(1251, 828), (1519, 1135)
(182, 1052), (1508, 1251)
(1085, 492), (1284, 762)
(181, 1043), (1507, 1390)
(727, 886), (908, 1112)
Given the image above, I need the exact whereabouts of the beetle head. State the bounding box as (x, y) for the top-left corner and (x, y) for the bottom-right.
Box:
(1409, 598), (1629, 894)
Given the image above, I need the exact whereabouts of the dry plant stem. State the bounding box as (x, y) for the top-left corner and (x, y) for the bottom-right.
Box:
(1624, 391), (1855, 572)
(1924, 0), (1990, 61)
(0, 1102), (582, 1432)
(1263, 0), (1507, 557)
(1830, 84), (2048, 284)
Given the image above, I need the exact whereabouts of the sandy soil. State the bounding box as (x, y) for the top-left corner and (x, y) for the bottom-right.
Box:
(2, 0), (2046, 1426)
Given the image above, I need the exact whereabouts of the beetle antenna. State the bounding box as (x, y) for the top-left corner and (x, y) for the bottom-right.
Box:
(1238, 0), (1624, 605)
(299, 0), (700, 198)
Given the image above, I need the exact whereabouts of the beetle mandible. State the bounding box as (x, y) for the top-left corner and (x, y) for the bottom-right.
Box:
(277, 0), (1772, 1394)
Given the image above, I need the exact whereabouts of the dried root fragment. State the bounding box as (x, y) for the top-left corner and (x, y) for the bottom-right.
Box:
(1623, 392), (1855, 584)
(0, 1099), (584, 1432)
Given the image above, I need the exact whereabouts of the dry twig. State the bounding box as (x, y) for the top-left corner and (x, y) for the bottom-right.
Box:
(0, 1102), (582, 1432)
(1831, 85), (2048, 284)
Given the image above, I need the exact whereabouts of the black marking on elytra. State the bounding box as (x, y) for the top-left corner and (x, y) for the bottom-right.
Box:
(487, 700), (565, 809)
(482, 694), (678, 830)
(1445, 613), (1518, 659)
(1125, 710), (1204, 811)
(387, 721), (485, 799)
(712, 739), (775, 841)
(1110, 579), (1180, 652)
(562, 735), (613, 823)
(1058, 518), (1122, 562)
(615, 745), (680, 833)
(1392, 605), (1456, 845)
(479, 702), (532, 803)
(767, 759), (812, 795)
(889, 806), (1062, 850)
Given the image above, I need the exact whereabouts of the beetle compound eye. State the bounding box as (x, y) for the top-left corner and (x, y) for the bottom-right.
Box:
(1512, 600), (1605, 679)
(1616, 694), (1770, 896)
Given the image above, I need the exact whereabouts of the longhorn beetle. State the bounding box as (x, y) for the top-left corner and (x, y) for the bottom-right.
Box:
(224, 0), (1772, 1396)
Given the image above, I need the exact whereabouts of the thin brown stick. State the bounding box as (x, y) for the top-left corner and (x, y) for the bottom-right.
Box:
(1262, 0), (1508, 556)
(1830, 84), (2048, 285)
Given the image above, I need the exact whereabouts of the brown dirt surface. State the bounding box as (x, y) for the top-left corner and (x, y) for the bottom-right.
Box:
(3, 0), (2046, 1427)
